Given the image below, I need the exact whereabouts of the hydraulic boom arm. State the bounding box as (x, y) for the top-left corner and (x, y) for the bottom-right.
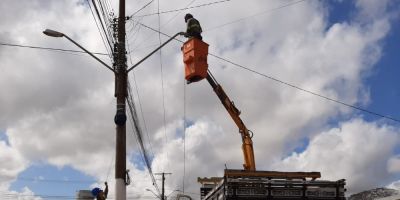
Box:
(206, 72), (256, 171)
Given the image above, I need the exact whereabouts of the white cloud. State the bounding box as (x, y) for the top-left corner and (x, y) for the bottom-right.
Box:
(272, 118), (399, 194)
(124, 119), (244, 197)
(0, 141), (28, 190)
(355, 0), (391, 21)
(4, 187), (42, 200)
(388, 155), (400, 173)
(0, 0), (399, 198)
(388, 180), (400, 191)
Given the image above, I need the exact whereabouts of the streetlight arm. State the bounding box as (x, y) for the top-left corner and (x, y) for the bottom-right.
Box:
(63, 35), (115, 72)
(146, 189), (161, 199)
(127, 32), (185, 73)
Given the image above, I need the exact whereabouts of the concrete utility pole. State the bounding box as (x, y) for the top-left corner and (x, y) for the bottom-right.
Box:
(155, 173), (172, 200)
(44, 0), (185, 198)
(114, 0), (127, 199)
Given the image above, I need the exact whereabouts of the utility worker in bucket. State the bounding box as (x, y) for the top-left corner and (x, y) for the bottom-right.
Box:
(92, 182), (108, 200)
(184, 13), (203, 40)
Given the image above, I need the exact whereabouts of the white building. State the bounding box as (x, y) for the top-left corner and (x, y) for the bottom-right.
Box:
(76, 190), (94, 200)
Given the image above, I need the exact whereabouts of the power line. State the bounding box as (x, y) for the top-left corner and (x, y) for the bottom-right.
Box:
(126, 36), (155, 163)
(207, 56), (400, 123)
(157, 0), (171, 172)
(130, 0), (155, 17)
(204, 0), (307, 32)
(97, 0), (115, 46)
(128, 0), (304, 55)
(105, 154), (114, 182)
(183, 81), (187, 193)
(126, 81), (161, 195)
(89, 0), (114, 52)
(127, 0), (196, 55)
(0, 42), (108, 56)
(87, 0), (113, 59)
(104, 0), (115, 17)
(138, 23), (400, 123)
(131, 0), (232, 18)
(126, 16), (143, 41)
(160, 0), (197, 28)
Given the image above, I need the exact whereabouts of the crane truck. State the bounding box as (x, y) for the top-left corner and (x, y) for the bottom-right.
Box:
(182, 38), (346, 200)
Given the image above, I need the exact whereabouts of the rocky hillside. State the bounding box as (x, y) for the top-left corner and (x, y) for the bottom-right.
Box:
(349, 188), (399, 200)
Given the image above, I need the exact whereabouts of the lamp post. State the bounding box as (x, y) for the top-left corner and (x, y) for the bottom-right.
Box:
(43, 26), (127, 200)
(43, 28), (184, 200)
(43, 28), (128, 199)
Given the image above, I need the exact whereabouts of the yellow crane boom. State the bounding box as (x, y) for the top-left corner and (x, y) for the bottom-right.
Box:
(205, 72), (256, 171)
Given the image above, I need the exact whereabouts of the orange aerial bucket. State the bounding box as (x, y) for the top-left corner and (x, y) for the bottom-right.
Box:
(182, 38), (209, 83)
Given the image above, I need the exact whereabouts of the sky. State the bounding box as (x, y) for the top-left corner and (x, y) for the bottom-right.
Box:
(0, 0), (400, 199)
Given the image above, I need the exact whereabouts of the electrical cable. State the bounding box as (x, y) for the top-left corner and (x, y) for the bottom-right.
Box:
(126, 86), (157, 190)
(124, 41), (160, 193)
(158, 0), (196, 27)
(87, 0), (113, 59)
(126, 82), (161, 195)
(157, 0), (171, 172)
(183, 80), (187, 193)
(129, 0), (295, 54)
(105, 154), (114, 182)
(97, 0), (115, 46)
(130, 0), (155, 17)
(204, 0), (307, 32)
(104, 0), (115, 17)
(126, 37), (160, 193)
(126, 96), (150, 174)
(125, 43), (156, 186)
(126, 16), (145, 54)
(132, 0), (232, 17)
(125, 102), (150, 187)
(104, 0), (116, 45)
(126, 18), (141, 39)
(128, 0), (196, 56)
(207, 55), (400, 123)
(90, 0), (114, 52)
(0, 42), (108, 56)
(126, 36), (155, 161)
(138, 23), (400, 123)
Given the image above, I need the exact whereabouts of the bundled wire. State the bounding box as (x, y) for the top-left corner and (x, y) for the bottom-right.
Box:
(126, 81), (161, 195)
(87, 0), (113, 60)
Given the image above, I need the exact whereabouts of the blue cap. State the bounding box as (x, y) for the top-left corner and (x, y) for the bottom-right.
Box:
(91, 187), (102, 197)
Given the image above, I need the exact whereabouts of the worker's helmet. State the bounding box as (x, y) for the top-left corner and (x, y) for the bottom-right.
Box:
(91, 187), (102, 197)
(185, 13), (193, 22)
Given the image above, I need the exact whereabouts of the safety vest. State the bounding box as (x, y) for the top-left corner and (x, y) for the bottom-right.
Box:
(187, 18), (202, 33)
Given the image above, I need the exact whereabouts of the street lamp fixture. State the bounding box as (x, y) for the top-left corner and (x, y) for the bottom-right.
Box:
(43, 29), (64, 37)
(42, 28), (114, 72)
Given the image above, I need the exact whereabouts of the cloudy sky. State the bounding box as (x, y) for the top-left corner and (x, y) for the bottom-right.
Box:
(1, 0), (400, 199)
